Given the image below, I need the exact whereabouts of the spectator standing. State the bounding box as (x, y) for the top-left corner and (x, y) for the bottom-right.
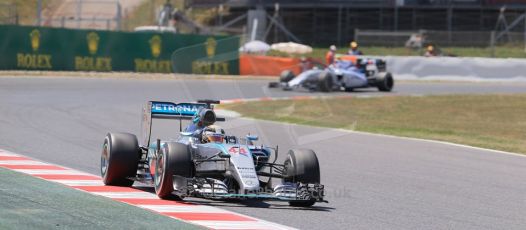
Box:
(348, 41), (363, 55)
(326, 45), (337, 65)
(299, 57), (310, 72)
(424, 45), (437, 57)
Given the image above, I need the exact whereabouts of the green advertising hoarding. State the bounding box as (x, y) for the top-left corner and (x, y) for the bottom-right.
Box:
(171, 36), (240, 75)
(0, 25), (239, 74)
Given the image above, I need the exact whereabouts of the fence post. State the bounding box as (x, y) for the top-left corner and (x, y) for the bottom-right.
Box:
(418, 29), (425, 55)
(36, 0), (42, 26)
(76, 0), (82, 29)
(116, 2), (122, 31)
(337, 5), (342, 46)
(447, 7), (452, 45)
(354, 28), (359, 43)
(14, 4), (19, 25)
(61, 16), (65, 27)
(490, 30), (496, 58)
(394, 1), (399, 31)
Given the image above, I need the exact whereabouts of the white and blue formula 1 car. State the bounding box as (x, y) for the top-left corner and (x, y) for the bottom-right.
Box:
(269, 58), (394, 92)
(100, 100), (326, 207)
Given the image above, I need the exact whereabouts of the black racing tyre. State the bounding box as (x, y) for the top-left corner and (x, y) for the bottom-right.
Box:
(268, 82), (280, 88)
(377, 72), (394, 92)
(154, 142), (193, 200)
(101, 133), (140, 187)
(280, 70), (295, 83)
(283, 149), (321, 207)
(317, 71), (333, 92)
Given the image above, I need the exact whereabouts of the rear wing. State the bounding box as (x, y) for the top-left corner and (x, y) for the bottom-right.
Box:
(149, 101), (206, 120)
(140, 101), (223, 146)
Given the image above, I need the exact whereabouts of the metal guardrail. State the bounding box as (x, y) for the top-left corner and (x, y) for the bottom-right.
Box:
(385, 55), (526, 81)
(355, 29), (526, 47)
(191, 0), (526, 8)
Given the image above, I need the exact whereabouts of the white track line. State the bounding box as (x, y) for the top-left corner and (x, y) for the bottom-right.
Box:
(92, 191), (161, 199)
(239, 116), (526, 158)
(191, 220), (295, 230)
(139, 205), (230, 213)
(13, 169), (92, 175)
(0, 160), (49, 165)
(338, 128), (526, 158)
(0, 151), (20, 156)
(0, 149), (297, 230)
(50, 179), (105, 186)
(221, 95), (526, 158)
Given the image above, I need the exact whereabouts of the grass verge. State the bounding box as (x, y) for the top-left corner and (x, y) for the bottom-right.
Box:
(221, 94), (526, 154)
(0, 167), (200, 229)
(267, 46), (526, 60)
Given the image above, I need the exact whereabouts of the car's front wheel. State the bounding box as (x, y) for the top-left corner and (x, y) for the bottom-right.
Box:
(376, 72), (394, 92)
(154, 142), (192, 200)
(317, 71), (333, 92)
(283, 149), (321, 207)
(280, 70), (295, 83)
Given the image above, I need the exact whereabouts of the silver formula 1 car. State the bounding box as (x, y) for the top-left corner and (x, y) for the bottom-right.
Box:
(269, 58), (394, 92)
(100, 100), (326, 207)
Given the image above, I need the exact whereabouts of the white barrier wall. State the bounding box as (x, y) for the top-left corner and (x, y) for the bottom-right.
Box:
(382, 56), (526, 81)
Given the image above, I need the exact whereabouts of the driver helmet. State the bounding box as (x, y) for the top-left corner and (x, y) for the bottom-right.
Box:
(427, 45), (434, 52)
(201, 125), (225, 143)
(350, 41), (358, 49)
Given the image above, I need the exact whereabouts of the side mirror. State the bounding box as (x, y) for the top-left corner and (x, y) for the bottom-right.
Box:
(180, 132), (193, 136)
(246, 135), (259, 141)
(218, 151), (230, 158)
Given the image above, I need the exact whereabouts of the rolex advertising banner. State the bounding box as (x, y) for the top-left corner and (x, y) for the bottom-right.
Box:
(171, 36), (240, 75)
(0, 25), (239, 74)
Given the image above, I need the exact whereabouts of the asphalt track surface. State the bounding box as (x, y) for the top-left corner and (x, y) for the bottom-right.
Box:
(1, 76), (526, 229)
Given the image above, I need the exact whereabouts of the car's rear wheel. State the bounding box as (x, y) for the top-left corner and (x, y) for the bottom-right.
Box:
(101, 133), (139, 187)
(280, 70), (295, 83)
(283, 149), (321, 207)
(154, 142), (193, 200)
(377, 72), (394, 92)
(317, 71), (333, 92)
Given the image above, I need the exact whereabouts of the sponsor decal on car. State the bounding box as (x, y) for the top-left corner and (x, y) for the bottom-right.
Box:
(150, 102), (205, 116)
(237, 166), (257, 179)
(228, 146), (248, 157)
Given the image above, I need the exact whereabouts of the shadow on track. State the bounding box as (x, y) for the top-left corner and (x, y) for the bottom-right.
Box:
(130, 185), (333, 211)
(185, 198), (334, 212)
